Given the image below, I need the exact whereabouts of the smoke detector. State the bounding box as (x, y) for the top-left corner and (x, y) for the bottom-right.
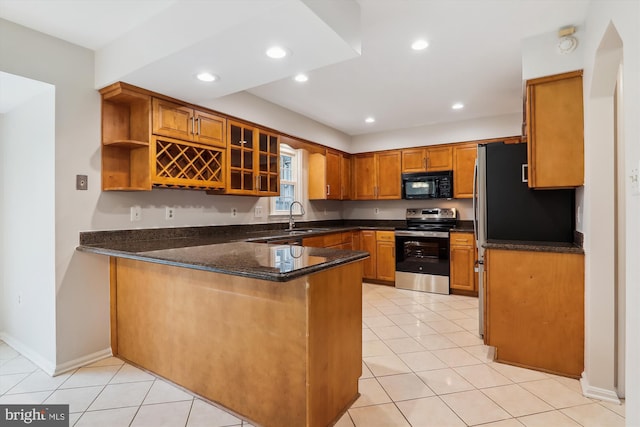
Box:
(557, 25), (578, 54)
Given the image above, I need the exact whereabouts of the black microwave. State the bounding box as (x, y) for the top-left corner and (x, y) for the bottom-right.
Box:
(402, 171), (453, 199)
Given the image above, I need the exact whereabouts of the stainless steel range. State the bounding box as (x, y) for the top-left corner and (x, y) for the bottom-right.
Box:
(395, 208), (457, 294)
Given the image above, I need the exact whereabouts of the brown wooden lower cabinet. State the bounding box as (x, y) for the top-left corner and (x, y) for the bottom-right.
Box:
(359, 230), (395, 284)
(449, 231), (478, 295)
(485, 248), (584, 378)
(111, 257), (362, 427)
(302, 231), (355, 250)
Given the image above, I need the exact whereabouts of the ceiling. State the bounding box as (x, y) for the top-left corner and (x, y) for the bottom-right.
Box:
(0, 0), (590, 136)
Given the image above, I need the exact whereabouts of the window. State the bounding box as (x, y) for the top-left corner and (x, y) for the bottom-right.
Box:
(270, 144), (303, 215)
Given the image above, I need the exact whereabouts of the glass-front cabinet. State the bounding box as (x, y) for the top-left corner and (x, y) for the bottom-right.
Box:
(227, 121), (279, 195)
(257, 129), (279, 196)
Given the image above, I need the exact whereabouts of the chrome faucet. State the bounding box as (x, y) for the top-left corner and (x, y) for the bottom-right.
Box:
(288, 201), (305, 230)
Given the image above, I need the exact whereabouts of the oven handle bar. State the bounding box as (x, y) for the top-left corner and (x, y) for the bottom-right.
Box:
(394, 230), (450, 239)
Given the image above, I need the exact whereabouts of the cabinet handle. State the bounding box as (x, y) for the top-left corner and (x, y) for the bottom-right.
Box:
(190, 117), (195, 135)
(197, 117), (201, 135)
(327, 184), (330, 195)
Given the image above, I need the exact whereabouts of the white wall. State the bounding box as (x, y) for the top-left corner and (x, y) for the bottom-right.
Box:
(582, 0), (640, 421)
(0, 116), (4, 333)
(521, 27), (586, 81)
(0, 18), (355, 372)
(343, 199), (472, 222)
(0, 82), (56, 372)
(350, 113), (521, 153)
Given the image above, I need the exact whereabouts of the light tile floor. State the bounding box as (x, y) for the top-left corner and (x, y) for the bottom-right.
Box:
(0, 282), (625, 426)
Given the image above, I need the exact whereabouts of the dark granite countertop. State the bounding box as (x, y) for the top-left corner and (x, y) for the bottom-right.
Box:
(484, 240), (584, 254)
(78, 241), (369, 282)
(77, 223), (384, 282)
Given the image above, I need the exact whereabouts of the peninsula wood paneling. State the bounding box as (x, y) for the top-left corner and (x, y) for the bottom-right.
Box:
(113, 257), (362, 427)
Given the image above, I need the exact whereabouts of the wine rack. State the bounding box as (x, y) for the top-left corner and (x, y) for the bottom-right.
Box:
(153, 138), (225, 190)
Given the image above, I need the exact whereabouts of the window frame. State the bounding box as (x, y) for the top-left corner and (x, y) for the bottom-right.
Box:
(270, 144), (303, 216)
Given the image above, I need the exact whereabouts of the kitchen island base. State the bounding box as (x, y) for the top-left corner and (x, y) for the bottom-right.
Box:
(110, 257), (363, 427)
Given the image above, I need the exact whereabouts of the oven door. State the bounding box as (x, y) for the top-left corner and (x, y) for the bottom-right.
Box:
(395, 233), (450, 294)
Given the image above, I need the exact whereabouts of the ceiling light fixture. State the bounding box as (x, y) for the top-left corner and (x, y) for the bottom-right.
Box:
(452, 103), (464, 110)
(411, 39), (429, 51)
(365, 117), (375, 123)
(294, 74), (308, 83)
(266, 46), (288, 59)
(196, 72), (217, 82)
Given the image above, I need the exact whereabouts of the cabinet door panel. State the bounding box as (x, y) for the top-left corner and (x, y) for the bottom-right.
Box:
(152, 98), (194, 141)
(401, 148), (426, 173)
(450, 246), (474, 291)
(360, 231), (377, 279)
(426, 146), (453, 171)
(353, 154), (376, 200)
(376, 151), (402, 199)
(341, 155), (352, 200)
(376, 241), (396, 282)
(194, 111), (226, 147)
(326, 150), (341, 200)
(526, 71), (583, 188)
(453, 143), (477, 199)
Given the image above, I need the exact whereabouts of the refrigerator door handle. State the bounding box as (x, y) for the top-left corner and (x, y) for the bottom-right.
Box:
(473, 159), (479, 242)
(522, 164), (528, 183)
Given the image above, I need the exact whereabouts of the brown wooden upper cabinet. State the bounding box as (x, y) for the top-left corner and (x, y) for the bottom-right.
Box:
(401, 146), (452, 173)
(309, 150), (350, 200)
(452, 142), (477, 199)
(152, 98), (226, 148)
(353, 151), (402, 200)
(526, 70), (584, 188)
(226, 120), (279, 196)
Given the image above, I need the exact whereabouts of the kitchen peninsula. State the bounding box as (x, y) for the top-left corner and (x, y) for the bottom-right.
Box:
(78, 228), (368, 427)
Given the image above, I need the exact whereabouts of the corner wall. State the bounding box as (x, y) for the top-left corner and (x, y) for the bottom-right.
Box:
(582, 0), (640, 421)
(0, 82), (56, 372)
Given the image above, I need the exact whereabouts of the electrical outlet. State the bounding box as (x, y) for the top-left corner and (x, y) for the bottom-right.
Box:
(254, 206), (263, 217)
(374, 207), (380, 215)
(166, 206), (175, 220)
(232, 208), (238, 217)
(130, 206), (142, 222)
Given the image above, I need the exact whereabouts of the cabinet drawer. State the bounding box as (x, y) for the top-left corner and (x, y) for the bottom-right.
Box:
(302, 236), (325, 248)
(323, 232), (345, 247)
(450, 232), (474, 246)
(376, 231), (395, 242)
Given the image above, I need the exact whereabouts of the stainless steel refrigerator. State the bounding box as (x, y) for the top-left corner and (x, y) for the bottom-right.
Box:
(473, 142), (575, 336)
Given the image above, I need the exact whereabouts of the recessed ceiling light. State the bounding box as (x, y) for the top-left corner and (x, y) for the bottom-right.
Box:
(294, 74), (308, 83)
(411, 39), (429, 51)
(266, 46), (288, 59)
(196, 72), (217, 82)
(452, 103), (464, 110)
(365, 117), (375, 123)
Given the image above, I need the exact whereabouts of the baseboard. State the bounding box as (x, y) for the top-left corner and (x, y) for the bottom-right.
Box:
(1, 332), (113, 377)
(0, 332), (56, 376)
(580, 372), (621, 404)
(53, 348), (113, 376)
